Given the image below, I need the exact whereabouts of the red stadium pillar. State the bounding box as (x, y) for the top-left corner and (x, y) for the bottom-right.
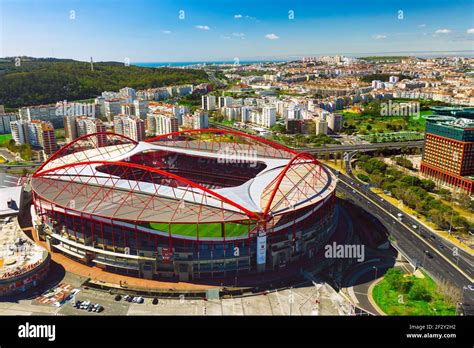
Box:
(111, 220), (116, 250)
(100, 221), (105, 250)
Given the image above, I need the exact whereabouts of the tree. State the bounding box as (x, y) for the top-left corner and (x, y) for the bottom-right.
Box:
(384, 268), (404, 289)
(420, 179), (436, 192)
(271, 123), (286, 134)
(457, 194), (474, 212)
(408, 281), (432, 301)
(0, 58), (210, 108)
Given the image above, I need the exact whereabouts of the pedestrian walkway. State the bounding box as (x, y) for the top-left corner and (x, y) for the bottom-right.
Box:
(24, 227), (217, 292)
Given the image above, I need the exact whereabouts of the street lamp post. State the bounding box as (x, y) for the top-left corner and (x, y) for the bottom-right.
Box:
(372, 266), (378, 281)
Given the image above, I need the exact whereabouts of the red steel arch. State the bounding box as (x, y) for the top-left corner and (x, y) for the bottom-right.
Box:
(262, 151), (322, 217)
(34, 129), (331, 225)
(33, 159), (261, 221)
(36, 132), (139, 174)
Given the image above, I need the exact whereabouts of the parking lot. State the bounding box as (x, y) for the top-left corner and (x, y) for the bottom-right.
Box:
(52, 281), (352, 316)
(0, 278), (353, 316)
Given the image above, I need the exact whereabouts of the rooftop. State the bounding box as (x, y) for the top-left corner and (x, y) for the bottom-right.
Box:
(0, 218), (48, 281)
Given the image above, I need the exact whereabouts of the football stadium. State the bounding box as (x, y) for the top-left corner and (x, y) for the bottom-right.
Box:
(31, 129), (337, 281)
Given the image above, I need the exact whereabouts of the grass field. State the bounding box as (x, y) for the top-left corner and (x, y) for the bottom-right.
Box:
(0, 133), (12, 145)
(372, 271), (456, 315)
(342, 110), (432, 134)
(149, 222), (254, 238)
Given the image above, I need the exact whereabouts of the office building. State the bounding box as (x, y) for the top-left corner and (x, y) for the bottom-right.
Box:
(327, 113), (343, 132)
(193, 110), (209, 129)
(147, 113), (179, 136)
(420, 117), (474, 194)
(202, 95), (217, 111)
(0, 113), (18, 134)
(262, 106), (277, 128)
(315, 118), (328, 135)
(114, 115), (146, 141)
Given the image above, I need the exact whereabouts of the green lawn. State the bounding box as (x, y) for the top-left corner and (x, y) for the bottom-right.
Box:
(342, 110), (428, 134)
(0, 133), (12, 145)
(149, 222), (254, 238)
(373, 271), (456, 315)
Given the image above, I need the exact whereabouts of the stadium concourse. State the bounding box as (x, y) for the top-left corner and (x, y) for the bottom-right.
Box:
(30, 129), (337, 283)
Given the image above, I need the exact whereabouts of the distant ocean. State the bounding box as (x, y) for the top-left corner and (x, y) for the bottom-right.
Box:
(134, 60), (287, 68)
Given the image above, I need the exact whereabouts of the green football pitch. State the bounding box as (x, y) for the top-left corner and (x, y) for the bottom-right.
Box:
(149, 222), (254, 238)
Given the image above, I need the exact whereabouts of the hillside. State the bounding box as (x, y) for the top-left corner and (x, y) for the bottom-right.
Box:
(0, 57), (210, 108)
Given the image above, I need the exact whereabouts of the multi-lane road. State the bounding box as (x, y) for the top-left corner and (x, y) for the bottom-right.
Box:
(330, 152), (473, 304)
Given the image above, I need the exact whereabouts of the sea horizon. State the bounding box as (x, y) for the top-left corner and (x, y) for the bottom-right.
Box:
(133, 59), (287, 68)
(132, 50), (474, 68)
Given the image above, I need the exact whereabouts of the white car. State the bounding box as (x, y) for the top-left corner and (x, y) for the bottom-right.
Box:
(81, 301), (91, 309)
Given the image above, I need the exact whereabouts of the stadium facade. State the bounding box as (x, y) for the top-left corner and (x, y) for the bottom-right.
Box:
(31, 129), (337, 281)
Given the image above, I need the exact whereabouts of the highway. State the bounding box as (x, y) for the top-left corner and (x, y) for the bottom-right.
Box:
(343, 151), (473, 277)
(328, 154), (473, 305)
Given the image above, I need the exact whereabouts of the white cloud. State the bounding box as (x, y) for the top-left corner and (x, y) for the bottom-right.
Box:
(467, 28), (474, 34)
(220, 35), (231, 40)
(435, 28), (451, 34)
(265, 33), (279, 40)
(232, 32), (245, 38)
(418, 24), (426, 28)
(234, 14), (242, 19)
(373, 34), (387, 40)
(161, 30), (172, 34)
(195, 25), (210, 30)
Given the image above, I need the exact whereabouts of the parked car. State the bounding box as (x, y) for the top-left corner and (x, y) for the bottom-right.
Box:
(114, 295), (122, 301)
(74, 301), (82, 308)
(124, 295), (132, 302)
(133, 296), (144, 304)
(80, 301), (90, 309)
(424, 250), (434, 259)
(152, 298), (159, 305)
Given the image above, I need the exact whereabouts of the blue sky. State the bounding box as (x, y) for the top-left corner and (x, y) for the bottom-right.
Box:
(1, 0), (473, 62)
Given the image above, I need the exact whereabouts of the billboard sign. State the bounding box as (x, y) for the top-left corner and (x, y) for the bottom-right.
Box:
(162, 248), (172, 263)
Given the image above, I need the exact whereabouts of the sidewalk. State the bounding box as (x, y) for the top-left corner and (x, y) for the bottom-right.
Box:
(24, 227), (217, 292)
(367, 278), (386, 316)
